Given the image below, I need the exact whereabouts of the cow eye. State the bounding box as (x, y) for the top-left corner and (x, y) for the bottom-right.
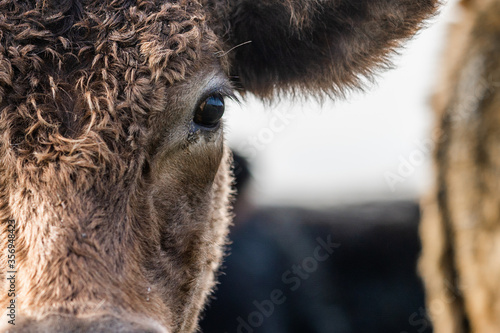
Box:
(194, 94), (225, 128)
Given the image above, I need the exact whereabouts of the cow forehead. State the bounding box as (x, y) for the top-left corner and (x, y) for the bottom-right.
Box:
(0, 0), (224, 171)
(0, 0), (214, 78)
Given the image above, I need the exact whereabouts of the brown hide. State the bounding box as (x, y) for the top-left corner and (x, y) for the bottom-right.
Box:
(0, 0), (438, 332)
(420, 0), (500, 332)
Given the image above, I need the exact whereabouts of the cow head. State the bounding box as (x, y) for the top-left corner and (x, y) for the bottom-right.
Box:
(0, 0), (438, 332)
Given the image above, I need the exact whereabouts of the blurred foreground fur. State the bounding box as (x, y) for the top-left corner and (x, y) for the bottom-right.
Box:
(420, 0), (500, 331)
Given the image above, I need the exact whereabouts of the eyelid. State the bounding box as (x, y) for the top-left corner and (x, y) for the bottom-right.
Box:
(195, 85), (238, 114)
(207, 86), (238, 103)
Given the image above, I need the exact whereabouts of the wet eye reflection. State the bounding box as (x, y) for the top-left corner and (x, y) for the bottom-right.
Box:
(194, 94), (225, 128)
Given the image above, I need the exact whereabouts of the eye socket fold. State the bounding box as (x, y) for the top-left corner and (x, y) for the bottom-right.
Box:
(194, 93), (225, 128)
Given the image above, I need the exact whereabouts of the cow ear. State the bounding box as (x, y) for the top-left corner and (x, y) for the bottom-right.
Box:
(211, 0), (439, 98)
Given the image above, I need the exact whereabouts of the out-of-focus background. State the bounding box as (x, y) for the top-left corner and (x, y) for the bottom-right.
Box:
(221, 1), (458, 207)
(200, 1), (459, 332)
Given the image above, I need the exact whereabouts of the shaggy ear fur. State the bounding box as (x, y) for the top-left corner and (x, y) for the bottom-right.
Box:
(209, 0), (439, 98)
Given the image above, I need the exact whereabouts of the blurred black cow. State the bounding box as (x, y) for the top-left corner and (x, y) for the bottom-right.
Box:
(200, 154), (431, 333)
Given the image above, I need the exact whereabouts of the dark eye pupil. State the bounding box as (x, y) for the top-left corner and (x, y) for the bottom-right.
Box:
(194, 94), (225, 128)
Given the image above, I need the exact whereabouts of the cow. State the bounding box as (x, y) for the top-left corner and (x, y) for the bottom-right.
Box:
(0, 0), (438, 332)
(420, 0), (500, 332)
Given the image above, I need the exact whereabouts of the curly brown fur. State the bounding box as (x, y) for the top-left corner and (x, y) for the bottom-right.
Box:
(0, 0), (437, 332)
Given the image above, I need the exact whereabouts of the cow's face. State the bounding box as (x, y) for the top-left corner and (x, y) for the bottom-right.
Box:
(0, 0), (438, 332)
(0, 1), (233, 332)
